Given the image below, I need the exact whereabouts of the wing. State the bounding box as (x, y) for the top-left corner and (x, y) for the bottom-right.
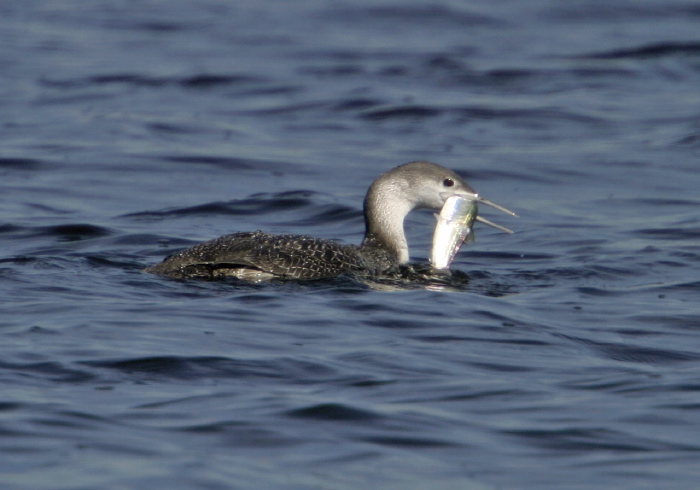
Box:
(145, 231), (367, 280)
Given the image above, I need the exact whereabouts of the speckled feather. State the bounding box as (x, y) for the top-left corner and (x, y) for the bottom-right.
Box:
(145, 231), (395, 280)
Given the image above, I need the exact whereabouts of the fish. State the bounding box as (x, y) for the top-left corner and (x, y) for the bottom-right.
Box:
(431, 196), (479, 269)
(430, 194), (517, 270)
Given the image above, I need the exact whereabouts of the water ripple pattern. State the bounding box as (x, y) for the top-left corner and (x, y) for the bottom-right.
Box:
(1, 1), (700, 489)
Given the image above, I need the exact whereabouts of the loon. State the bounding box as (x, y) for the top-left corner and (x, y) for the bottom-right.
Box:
(144, 161), (515, 281)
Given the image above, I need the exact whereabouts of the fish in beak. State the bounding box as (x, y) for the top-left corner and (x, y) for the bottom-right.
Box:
(431, 194), (517, 270)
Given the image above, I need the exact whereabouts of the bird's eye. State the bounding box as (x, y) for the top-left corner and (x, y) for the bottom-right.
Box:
(443, 178), (454, 187)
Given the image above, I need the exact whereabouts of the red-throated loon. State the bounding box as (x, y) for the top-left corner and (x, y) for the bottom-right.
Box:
(144, 161), (515, 280)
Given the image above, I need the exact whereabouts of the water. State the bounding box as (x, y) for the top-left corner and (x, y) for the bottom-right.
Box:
(2, 1), (700, 488)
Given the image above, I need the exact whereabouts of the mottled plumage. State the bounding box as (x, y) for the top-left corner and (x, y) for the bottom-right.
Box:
(145, 161), (499, 281)
(145, 231), (394, 280)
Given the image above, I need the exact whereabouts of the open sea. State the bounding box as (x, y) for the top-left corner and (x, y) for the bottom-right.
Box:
(2, 1), (700, 488)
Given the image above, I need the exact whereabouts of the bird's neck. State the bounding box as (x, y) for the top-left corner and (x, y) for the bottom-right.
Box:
(361, 180), (413, 264)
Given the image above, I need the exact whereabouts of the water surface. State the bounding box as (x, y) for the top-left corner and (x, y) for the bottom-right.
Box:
(2, 1), (700, 489)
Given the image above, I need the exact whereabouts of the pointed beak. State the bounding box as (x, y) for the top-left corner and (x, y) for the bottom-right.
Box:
(452, 190), (518, 234)
(476, 216), (514, 234)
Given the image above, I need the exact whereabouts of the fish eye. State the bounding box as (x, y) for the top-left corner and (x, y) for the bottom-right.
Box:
(443, 178), (454, 187)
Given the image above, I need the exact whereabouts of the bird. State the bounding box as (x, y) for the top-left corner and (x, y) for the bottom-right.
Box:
(144, 161), (515, 281)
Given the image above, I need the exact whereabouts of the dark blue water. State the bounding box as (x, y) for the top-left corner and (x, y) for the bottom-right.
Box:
(2, 1), (700, 488)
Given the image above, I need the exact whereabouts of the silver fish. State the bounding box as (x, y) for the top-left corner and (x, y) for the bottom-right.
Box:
(431, 196), (479, 269)
(431, 194), (517, 270)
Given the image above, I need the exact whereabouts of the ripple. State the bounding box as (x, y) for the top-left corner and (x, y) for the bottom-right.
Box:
(154, 154), (299, 171)
(675, 132), (700, 147)
(454, 106), (606, 126)
(596, 345), (700, 365)
(321, 4), (504, 28)
(565, 336), (700, 365)
(0, 157), (44, 171)
(358, 105), (442, 121)
(505, 428), (698, 452)
(40, 224), (113, 242)
(583, 42), (700, 60)
(178, 424), (298, 448)
(355, 435), (462, 448)
(0, 223), (113, 243)
(634, 227), (700, 240)
(82, 356), (337, 382)
(40, 73), (262, 90)
(631, 314), (700, 331)
(286, 403), (381, 422)
(0, 360), (95, 384)
(124, 190), (323, 219)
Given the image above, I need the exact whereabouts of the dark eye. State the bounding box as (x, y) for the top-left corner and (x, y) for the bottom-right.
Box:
(443, 178), (454, 187)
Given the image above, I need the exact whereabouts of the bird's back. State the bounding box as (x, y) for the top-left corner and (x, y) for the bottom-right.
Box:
(145, 231), (391, 280)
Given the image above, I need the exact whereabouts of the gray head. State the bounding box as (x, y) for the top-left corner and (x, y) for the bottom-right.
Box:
(362, 161), (516, 262)
(365, 161), (516, 215)
(364, 161), (472, 214)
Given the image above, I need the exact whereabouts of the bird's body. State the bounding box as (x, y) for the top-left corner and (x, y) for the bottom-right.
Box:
(144, 161), (515, 281)
(145, 231), (394, 280)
